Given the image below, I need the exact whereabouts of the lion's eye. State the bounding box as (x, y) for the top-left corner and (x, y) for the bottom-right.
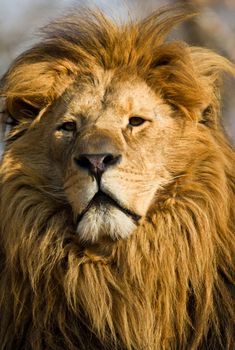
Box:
(129, 117), (146, 127)
(59, 121), (77, 132)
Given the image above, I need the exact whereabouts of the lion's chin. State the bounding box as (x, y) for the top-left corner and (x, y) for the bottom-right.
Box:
(76, 204), (137, 243)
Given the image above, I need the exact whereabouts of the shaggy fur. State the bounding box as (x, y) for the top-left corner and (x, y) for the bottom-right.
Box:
(0, 6), (235, 350)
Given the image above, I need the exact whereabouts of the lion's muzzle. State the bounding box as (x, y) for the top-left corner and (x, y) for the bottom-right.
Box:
(66, 129), (139, 242)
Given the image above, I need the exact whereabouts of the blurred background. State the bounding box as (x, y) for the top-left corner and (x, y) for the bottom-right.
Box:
(0, 0), (234, 142)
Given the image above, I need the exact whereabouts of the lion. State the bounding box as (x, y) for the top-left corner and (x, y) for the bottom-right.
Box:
(0, 6), (234, 350)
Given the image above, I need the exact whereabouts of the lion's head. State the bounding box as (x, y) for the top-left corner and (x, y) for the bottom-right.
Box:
(0, 6), (234, 350)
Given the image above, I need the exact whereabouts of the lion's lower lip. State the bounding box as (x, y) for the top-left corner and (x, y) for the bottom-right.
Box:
(76, 191), (141, 224)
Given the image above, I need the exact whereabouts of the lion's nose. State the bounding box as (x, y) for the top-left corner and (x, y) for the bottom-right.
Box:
(74, 153), (121, 175)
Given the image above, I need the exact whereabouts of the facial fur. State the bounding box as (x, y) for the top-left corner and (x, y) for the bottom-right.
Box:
(48, 74), (176, 242)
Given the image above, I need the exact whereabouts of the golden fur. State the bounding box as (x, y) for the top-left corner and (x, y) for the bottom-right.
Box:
(0, 6), (235, 350)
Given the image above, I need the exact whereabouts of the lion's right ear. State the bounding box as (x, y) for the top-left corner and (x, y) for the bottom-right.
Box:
(1, 59), (77, 122)
(0, 97), (8, 134)
(5, 97), (41, 120)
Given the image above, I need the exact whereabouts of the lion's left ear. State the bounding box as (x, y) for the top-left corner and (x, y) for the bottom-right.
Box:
(190, 47), (235, 82)
(190, 47), (235, 116)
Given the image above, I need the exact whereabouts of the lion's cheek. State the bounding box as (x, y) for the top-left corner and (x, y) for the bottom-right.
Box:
(64, 174), (98, 215)
(102, 172), (161, 216)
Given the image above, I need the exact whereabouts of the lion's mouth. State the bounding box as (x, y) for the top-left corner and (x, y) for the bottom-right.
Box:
(77, 191), (141, 225)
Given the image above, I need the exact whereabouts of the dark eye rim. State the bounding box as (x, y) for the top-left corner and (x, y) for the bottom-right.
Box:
(128, 116), (146, 127)
(58, 121), (77, 132)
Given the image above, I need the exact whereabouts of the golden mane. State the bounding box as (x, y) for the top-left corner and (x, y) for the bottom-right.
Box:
(0, 6), (235, 350)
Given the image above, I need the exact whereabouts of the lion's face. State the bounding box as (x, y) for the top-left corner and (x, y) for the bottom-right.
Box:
(40, 69), (191, 242)
(5, 68), (199, 243)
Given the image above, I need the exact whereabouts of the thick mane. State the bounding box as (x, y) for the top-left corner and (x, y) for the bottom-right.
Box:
(0, 6), (234, 350)
(1, 7), (234, 125)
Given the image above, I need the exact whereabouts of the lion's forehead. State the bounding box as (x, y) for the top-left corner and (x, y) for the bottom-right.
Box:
(65, 70), (167, 121)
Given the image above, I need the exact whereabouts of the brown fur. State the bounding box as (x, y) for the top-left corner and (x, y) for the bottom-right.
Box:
(0, 6), (235, 350)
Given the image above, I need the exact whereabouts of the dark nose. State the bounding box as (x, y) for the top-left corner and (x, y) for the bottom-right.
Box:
(74, 153), (121, 175)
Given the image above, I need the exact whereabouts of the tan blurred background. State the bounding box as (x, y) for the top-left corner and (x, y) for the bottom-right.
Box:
(0, 0), (234, 142)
